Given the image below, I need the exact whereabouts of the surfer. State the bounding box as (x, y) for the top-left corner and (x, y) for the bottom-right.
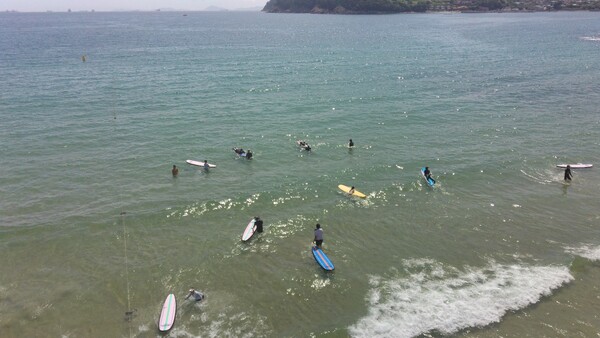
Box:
(233, 148), (244, 155)
(246, 150), (253, 160)
(255, 216), (263, 233)
(314, 224), (324, 248)
(172, 165), (178, 177)
(348, 186), (355, 195)
(185, 288), (205, 302)
(564, 165), (572, 181)
(203, 160), (210, 170)
(348, 139), (354, 147)
(424, 167), (436, 184)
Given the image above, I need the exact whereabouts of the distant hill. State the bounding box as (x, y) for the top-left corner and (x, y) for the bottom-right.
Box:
(262, 0), (600, 13)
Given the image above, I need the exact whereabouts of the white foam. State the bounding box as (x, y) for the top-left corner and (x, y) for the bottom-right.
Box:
(580, 36), (600, 41)
(565, 244), (600, 261)
(349, 260), (572, 338)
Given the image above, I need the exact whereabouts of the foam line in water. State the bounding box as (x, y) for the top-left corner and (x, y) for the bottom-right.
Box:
(565, 244), (600, 261)
(349, 260), (572, 338)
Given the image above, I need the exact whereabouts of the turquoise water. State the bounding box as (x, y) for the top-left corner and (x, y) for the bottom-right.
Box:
(1, 11), (600, 337)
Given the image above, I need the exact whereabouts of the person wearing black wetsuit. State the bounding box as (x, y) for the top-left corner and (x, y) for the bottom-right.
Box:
(424, 167), (436, 184)
(255, 217), (263, 233)
(564, 165), (572, 181)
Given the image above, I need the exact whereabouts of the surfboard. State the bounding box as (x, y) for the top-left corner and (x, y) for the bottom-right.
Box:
(421, 167), (435, 187)
(338, 184), (367, 198)
(556, 163), (593, 169)
(233, 148), (247, 157)
(312, 246), (334, 271)
(186, 159), (216, 168)
(158, 293), (176, 332)
(241, 218), (257, 242)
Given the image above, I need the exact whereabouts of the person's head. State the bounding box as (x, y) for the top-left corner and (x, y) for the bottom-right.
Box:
(316, 223), (321, 229)
(425, 167), (429, 170)
(255, 216), (259, 220)
(567, 165), (571, 169)
(173, 165), (176, 168)
(189, 288), (194, 293)
(351, 186), (354, 189)
(204, 160), (207, 163)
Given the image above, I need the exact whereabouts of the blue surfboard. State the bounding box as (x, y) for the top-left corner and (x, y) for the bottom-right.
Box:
(421, 167), (435, 187)
(312, 246), (334, 271)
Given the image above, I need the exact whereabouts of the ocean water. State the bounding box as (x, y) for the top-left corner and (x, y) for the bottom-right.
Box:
(1, 10), (600, 338)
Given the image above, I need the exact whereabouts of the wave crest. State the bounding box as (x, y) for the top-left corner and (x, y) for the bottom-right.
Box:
(349, 260), (572, 338)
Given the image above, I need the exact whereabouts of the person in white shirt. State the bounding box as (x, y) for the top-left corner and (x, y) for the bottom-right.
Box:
(185, 288), (205, 302)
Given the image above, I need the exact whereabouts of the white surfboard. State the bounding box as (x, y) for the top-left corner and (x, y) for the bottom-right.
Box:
(186, 159), (216, 168)
(556, 163), (592, 169)
(241, 218), (257, 242)
(158, 293), (176, 332)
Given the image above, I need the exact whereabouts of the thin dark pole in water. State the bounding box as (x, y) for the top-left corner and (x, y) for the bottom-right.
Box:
(121, 211), (135, 336)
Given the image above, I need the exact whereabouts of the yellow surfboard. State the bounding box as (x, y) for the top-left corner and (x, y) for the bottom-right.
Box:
(338, 184), (367, 198)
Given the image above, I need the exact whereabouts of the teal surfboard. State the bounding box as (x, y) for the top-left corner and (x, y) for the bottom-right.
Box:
(421, 167), (435, 187)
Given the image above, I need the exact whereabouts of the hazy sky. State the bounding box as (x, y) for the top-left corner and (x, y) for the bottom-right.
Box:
(1, 0), (268, 12)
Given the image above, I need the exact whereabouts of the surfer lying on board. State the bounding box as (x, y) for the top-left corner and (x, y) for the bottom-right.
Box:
(314, 224), (324, 248)
(424, 167), (436, 184)
(185, 288), (205, 302)
(564, 165), (572, 181)
(233, 148), (245, 155)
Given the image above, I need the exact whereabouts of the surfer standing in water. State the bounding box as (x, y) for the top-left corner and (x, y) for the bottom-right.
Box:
(348, 186), (355, 195)
(246, 150), (253, 160)
(203, 160), (210, 170)
(185, 288), (205, 302)
(255, 216), (263, 233)
(424, 167), (436, 184)
(348, 139), (354, 148)
(314, 224), (324, 248)
(172, 165), (178, 177)
(564, 165), (572, 181)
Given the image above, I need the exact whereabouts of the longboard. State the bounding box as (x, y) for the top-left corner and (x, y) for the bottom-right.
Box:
(241, 218), (257, 242)
(556, 163), (593, 169)
(158, 293), (176, 332)
(421, 167), (435, 187)
(186, 159), (217, 168)
(312, 246), (334, 271)
(338, 184), (367, 198)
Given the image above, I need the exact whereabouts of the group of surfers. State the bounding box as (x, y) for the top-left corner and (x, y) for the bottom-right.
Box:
(233, 147), (253, 159)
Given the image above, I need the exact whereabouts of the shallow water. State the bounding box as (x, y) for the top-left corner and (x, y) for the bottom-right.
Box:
(1, 11), (600, 337)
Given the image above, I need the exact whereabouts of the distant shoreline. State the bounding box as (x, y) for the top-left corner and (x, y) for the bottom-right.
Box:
(2, 8), (599, 14)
